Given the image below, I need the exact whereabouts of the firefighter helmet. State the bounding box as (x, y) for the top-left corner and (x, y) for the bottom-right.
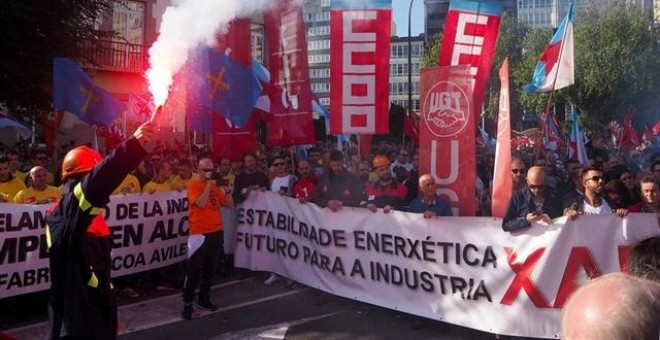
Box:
(61, 146), (103, 181)
(372, 155), (391, 169)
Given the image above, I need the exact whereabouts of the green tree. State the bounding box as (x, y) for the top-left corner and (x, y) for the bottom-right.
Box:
(421, 33), (442, 68)
(0, 0), (116, 121)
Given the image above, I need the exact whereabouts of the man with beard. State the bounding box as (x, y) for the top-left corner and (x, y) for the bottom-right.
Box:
(365, 155), (408, 213)
(565, 168), (628, 220)
(232, 153), (269, 205)
(502, 166), (562, 232)
(293, 159), (316, 203)
(511, 158), (527, 192)
(314, 150), (363, 212)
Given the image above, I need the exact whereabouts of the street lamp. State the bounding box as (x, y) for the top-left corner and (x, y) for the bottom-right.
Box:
(407, 0), (415, 119)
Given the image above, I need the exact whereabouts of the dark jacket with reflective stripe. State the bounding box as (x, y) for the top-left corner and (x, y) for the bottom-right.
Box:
(46, 138), (147, 339)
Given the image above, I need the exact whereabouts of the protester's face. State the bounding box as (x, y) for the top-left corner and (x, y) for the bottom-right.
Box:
(219, 159), (232, 175)
(35, 153), (48, 166)
(412, 154), (419, 169)
(567, 162), (582, 178)
(308, 151), (319, 164)
(652, 165), (660, 181)
(177, 164), (192, 179)
(606, 191), (623, 207)
(375, 166), (391, 181)
(358, 164), (370, 177)
(619, 172), (635, 190)
(149, 155), (162, 165)
(526, 175), (545, 199)
(397, 150), (409, 163)
(584, 171), (605, 195)
(158, 163), (172, 181)
(511, 161), (527, 184)
(0, 162), (10, 179)
(244, 155), (257, 172)
(419, 177), (437, 196)
(329, 160), (343, 174)
(7, 154), (20, 172)
(297, 161), (310, 177)
(641, 182), (659, 205)
(272, 158), (286, 175)
(30, 168), (48, 187)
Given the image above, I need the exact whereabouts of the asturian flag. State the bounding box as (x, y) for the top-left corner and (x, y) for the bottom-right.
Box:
(569, 107), (588, 166)
(524, 3), (574, 93)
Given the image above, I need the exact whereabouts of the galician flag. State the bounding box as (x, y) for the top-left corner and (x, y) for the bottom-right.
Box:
(569, 107), (588, 166)
(524, 3), (574, 93)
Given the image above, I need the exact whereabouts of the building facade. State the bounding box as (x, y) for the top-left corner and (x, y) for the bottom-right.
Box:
(389, 36), (425, 112)
(303, 0), (332, 107)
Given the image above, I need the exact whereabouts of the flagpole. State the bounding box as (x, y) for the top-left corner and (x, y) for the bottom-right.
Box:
(542, 3), (572, 135)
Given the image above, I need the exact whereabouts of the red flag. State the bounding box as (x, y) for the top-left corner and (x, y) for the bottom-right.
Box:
(210, 18), (257, 161)
(359, 134), (372, 158)
(438, 0), (503, 125)
(403, 111), (419, 141)
(419, 66), (475, 216)
(620, 109), (638, 150)
(330, 2), (391, 134)
(642, 124), (653, 142)
(263, 0), (315, 146)
(491, 58), (512, 218)
(212, 114), (257, 162)
(653, 118), (660, 136)
(96, 124), (124, 154)
(43, 110), (63, 154)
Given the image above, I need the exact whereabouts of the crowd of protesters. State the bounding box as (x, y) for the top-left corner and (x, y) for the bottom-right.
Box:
(1, 132), (660, 329)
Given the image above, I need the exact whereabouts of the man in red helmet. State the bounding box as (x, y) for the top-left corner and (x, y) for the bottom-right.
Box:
(46, 117), (159, 339)
(365, 155), (408, 213)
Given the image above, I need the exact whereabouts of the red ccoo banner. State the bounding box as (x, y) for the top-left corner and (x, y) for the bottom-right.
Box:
(329, 4), (391, 134)
(438, 0), (502, 121)
(419, 66), (475, 216)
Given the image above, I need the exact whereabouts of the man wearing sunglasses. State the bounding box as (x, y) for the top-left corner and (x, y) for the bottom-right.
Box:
(565, 168), (628, 220)
(502, 166), (562, 232)
(511, 158), (527, 192)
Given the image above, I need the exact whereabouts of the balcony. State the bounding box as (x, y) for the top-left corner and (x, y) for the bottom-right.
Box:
(82, 39), (147, 73)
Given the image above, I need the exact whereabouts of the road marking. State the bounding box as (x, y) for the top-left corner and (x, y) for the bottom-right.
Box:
(4, 278), (305, 339)
(210, 313), (339, 340)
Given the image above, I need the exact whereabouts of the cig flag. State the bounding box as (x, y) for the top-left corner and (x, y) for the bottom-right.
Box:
(569, 107), (588, 166)
(524, 3), (574, 93)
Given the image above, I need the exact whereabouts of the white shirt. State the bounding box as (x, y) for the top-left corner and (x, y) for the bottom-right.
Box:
(583, 199), (612, 215)
(271, 175), (292, 194)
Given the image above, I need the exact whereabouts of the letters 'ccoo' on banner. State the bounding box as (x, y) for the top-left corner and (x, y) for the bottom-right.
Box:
(329, 0), (391, 134)
(419, 66), (475, 216)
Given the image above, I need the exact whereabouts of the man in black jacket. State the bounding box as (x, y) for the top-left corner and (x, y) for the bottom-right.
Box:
(46, 118), (158, 339)
(502, 166), (562, 232)
(314, 150), (363, 211)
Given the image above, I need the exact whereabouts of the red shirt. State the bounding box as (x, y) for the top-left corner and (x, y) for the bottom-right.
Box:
(293, 175), (317, 199)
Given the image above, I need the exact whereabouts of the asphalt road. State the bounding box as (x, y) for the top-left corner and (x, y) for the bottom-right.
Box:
(5, 270), (532, 340)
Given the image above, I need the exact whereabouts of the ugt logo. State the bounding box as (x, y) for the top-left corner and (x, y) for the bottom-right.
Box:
(423, 81), (470, 137)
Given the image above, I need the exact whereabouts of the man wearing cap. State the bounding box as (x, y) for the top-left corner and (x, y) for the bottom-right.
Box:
(45, 117), (159, 339)
(365, 155), (408, 213)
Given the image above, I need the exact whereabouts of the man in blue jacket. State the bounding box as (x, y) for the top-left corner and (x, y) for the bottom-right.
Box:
(502, 166), (562, 232)
(46, 117), (159, 339)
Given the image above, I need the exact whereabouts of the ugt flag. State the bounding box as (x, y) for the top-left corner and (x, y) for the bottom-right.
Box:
(524, 3), (574, 93)
(53, 58), (125, 127)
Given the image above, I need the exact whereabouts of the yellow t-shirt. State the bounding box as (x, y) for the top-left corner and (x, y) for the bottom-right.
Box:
(111, 174), (141, 195)
(171, 173), (200, 191)
(220, 173), (236, 188)
(187, 178), (226, 234)
(0, 176), (27, 203)
(142, 180), (172, 193)
(13, 186), (61, 204)
(13, 170), (27, 182)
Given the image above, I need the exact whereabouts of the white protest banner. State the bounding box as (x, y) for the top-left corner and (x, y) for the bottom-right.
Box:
(0, 191), (189, 299)
(235, 191), (660, 338)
